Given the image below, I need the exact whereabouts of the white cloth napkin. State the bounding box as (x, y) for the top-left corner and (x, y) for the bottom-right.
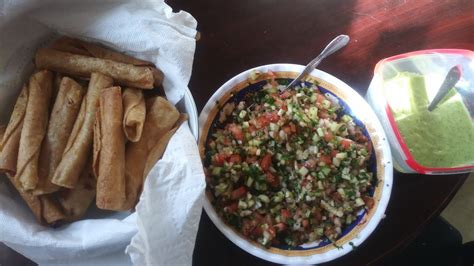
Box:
(0, 0), (205, 265)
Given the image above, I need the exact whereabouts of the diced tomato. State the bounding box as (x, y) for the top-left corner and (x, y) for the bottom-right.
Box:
(222, 137), (232, 145)
(264, 112), (279, 122)
(252, 224), (264, 237)
(274, 223), (287, 232)
(242, 219), (256, 236)
(228, 123), (243, 141)
(213, 153), (227, 166)
(341, 139), (352, 150)
(248, 124), (257, 133)
(267, 227), (276, 238)
(316, 94), (326, 104)
(266, 172), (280, 188)
(302, 219), (309, 228)
(281, 209), (291, 219)
(257, 116), (270, 128)
(282, 126), (292, 135)
(289, 123), (297, 133)
(280, 90), (292, 99)
(324, 227), (336, 238)
(363, 196), (375, 209)
(319, 110), (329, 118)
(330, 150), (339, 157)
(231, 186), (247, 200)
(320, 155), (332, 165)
(324, 132), (334, 142)
(313, 207), (322, 223)
(246, 156), (257, 163)
(229, 154), (242, 164)
(254, 212), (265, 223)
(272, 96), (288, 111)
(331, 191), (343, 204)
(260, 154), (272, 171)
(225, 202), (238, 213)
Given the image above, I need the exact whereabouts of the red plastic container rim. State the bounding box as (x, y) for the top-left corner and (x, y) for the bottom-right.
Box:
(377, 49), (474, 174)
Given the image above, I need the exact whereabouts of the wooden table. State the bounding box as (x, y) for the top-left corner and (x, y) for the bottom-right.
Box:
(169, 0), (473, 265)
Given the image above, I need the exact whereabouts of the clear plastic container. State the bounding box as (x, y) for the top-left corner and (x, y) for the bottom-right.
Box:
(367, 49), (474, 174)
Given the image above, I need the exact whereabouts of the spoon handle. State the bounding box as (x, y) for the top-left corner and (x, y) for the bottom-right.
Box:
(427, 65), (462, 112)
(284, 35), (350, 90)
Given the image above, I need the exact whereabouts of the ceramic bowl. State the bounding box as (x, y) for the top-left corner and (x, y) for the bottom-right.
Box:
(198, 64), (393, 264)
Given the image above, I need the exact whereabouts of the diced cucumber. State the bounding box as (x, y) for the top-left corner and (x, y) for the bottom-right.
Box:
(317, 127), (324, 137)
(212, 167), (222, 176)
(342, 114), (352, 122)
(298, 166), (309, 176)
(355, 198), (365, 207)
(258, 194), (270, 203)
(238, 200), (248, 209)
(321, 166), (331, 176)
(335, 152), (348, 159)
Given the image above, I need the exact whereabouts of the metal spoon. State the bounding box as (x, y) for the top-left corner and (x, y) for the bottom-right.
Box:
(282, 34), (350, 91)
(427, 65), (462, 112)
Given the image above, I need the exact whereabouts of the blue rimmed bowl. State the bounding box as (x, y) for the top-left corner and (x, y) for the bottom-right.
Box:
(198, 64), (392, 264)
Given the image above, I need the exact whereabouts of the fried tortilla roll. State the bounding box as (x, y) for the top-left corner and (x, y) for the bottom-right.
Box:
(0, 125), (5, 139)
(49, 37), (90, 56)
(57, 161), (96, 222)
(33, 77), (85, 195)
(123, 97), (179, 209)
(52, 72), (63, 103)
(52, 73), (113, 188)
(143, 114), (188, 177)
(40, 195), (65, 225)
(50, 36), (153, 66)
(35, 48), (160, 89)
(92, 109), (101, 179)
(6, 174), (42, 223)
(95, 87), (126, 210)
(0, 85), (28, 175)
(123, 88), (146, 142)
(16, 71), (53, 190)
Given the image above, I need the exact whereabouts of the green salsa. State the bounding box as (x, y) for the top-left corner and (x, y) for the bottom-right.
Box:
(384, 72), (474, 168)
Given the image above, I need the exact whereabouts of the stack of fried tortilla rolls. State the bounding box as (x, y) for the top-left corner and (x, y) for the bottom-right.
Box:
(0, 36), (184, 225)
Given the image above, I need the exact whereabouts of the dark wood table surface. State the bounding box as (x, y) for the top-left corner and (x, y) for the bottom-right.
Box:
(169, 0), (474, 265)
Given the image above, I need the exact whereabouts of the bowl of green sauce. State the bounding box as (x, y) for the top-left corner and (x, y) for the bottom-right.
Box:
(367, 49), (474, 174)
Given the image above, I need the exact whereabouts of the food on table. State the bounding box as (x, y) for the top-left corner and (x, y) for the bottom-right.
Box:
(17, 70), (53, 191)
(123, 96), (179, 209)
(57, 160), (96, 222)
(0, 125), (5, 139)
(34, 77), (85, 195)
(144, 113), (188, 177)
(384, 72), (474, 168)
(0, 85), (28, 175)
(122, 88), (146, 142)
(35, 48), (162, 89)
(0, 36), (183, 225)
(95, 87), (127, 211)
(6, 173), (43, 223)
(52, 72), (113, 189)
(40, 195), (66, 224)
(50, 36), (154, 66)
(205, 76), (375, 247)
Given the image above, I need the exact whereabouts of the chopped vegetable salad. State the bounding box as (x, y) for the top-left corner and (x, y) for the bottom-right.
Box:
(205, 73), (375, 248)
